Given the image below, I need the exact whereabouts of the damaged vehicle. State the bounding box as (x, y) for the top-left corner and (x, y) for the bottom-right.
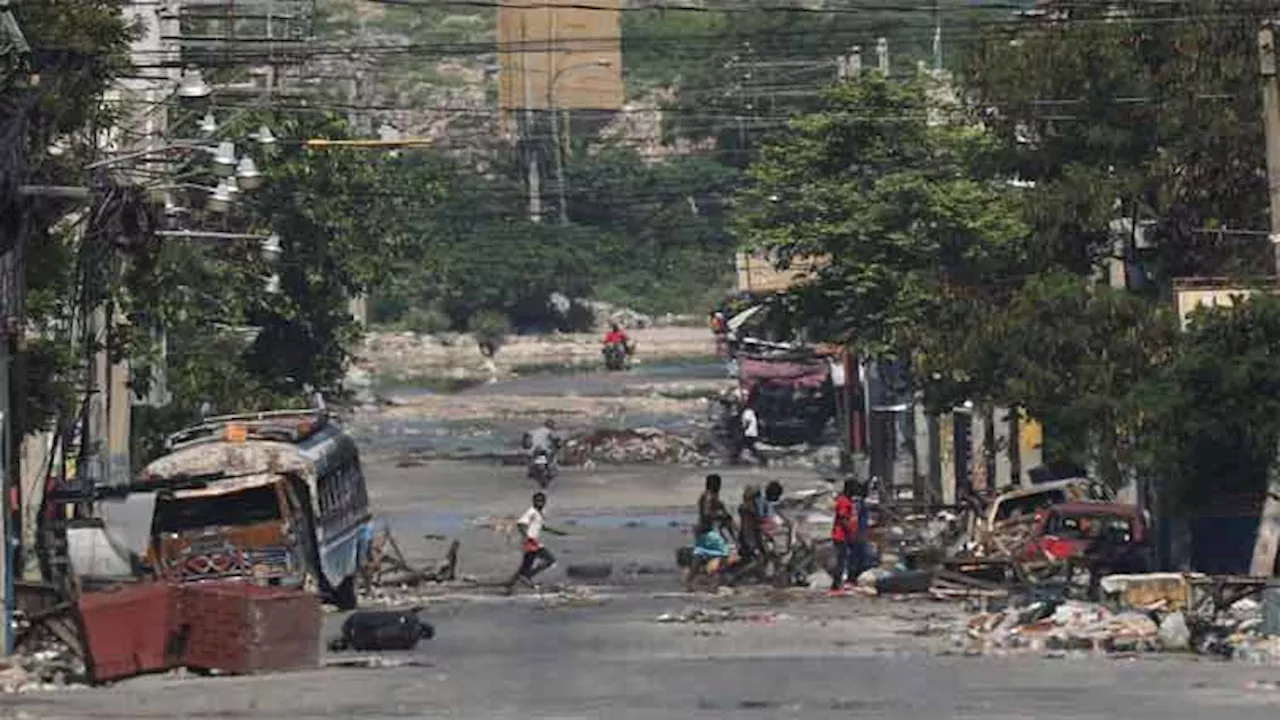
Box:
(1016, 502), (1153, 582)
(960, 477), (1112, 557)
(57, 410), (373, 609)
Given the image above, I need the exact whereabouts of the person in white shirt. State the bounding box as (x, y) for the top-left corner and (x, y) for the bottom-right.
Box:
(738, 397), (766, 466)
(505, 492), (567, 594)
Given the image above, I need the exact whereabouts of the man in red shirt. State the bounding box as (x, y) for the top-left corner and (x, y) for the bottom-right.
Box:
(603, 321), (629, 347)
(830, 479), (865, 593)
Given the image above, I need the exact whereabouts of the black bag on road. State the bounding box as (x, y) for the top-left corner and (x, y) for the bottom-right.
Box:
(329, 608), (436, 652)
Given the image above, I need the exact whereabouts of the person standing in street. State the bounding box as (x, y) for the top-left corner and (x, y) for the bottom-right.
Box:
(829, 479), (864, 594)
(738, 395), (766, 466)
(505, 492), (567, 594)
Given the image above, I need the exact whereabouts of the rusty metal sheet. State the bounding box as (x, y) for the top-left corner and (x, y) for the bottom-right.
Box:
(172, 473), (281, 499)
(142, 442), (314, 484)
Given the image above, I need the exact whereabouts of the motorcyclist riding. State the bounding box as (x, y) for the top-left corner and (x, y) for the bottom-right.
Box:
(602, 322), (633, 370)
(525, 419), (561, 484)
(604, 322), (630, 348)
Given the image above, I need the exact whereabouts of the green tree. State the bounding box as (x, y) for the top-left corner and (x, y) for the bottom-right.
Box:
(1137, 296), (1280, 510)
(929, 274), (1179, 485)
(734, 74), (1029, 363)
(246, 116), (448, 395)
(625, 2), (1020, 162)
(964, 0), (1271, 282)
(564, 148), (739, 314)
(8, 1), (134, 438)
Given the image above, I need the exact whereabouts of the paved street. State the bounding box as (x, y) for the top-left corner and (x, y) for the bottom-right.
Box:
(10, 458), (1280, 719)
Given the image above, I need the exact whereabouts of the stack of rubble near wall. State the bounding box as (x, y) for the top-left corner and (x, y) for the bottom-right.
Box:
(953, 572), (1280, 661)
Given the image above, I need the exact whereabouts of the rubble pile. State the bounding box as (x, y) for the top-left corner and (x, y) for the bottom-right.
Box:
(0, 644), (85, 694)
(563, 427), (711, 466)
(956, 576), (1279, 660)
(961, 600), (1160, 654)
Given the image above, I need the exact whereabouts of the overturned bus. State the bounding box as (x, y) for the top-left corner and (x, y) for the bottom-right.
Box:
(60, 410), (372, 609)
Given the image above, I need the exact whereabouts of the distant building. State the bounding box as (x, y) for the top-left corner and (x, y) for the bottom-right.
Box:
(1172, 277), (1276, 330)
(733, 251), (828, 294)
(497, 0), (624, 136)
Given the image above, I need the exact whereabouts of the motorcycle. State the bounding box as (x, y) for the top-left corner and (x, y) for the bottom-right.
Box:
(602, 341), (632, 371)
(527, 448), (556, 488)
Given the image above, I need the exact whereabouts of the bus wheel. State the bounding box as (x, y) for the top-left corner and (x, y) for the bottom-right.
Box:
(332, 576), (358, 611)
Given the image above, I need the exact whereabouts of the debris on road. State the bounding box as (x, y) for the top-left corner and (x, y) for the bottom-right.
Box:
(655, 607), (781, 625)
(361, 529), (459, 592)
(0, 647), (87, 693)
(323, 655), (434, 670)
(953, 572), (1280, 660)
(562, 427), (711, 466)
(961, 599), (1159, 654)
(565, 562), (614, 581)
(543, 584), (607, 606)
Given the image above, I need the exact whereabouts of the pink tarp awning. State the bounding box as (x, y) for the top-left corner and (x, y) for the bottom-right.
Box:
(738, 356), (830, 391)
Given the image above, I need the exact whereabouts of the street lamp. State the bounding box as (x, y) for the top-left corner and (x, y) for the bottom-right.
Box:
(207, 180), (234, 213)
(198, 113), (218, 136)
(235, 156), (261, 190)
(252, 124), (276, 146)
(212, 141), (237, 177)
(177, 69), (212, 101)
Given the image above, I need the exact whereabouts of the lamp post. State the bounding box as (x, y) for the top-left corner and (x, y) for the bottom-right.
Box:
(547, 58), (612, 225)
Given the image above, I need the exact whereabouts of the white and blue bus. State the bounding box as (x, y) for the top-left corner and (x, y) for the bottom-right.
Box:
(138, 409), (373, 608)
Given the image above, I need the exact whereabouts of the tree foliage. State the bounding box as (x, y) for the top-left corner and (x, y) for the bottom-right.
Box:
(964, 0), (1272, 281)
(735, 74), (1029, 361)
(371, 146), (741, 329)
(1137, 296), (1280, 509)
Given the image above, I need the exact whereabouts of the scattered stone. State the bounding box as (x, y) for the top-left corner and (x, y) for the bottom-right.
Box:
(655, 607), (778, 625)
(324, 656), (434, 669)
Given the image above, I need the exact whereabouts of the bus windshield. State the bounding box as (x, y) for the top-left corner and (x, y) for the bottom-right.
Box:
(154, 484), (283, 534)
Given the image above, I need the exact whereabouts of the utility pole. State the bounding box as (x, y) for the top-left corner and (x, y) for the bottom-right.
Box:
(933, 0), (943, 73)
(0, 0), (29, 656)
(92, 0), (174, 489)
(1262, 22), (1280, 275)
(520, 23), (542, 224)
(550, 104), (568, 225)
(1251, 20), (1280, 576)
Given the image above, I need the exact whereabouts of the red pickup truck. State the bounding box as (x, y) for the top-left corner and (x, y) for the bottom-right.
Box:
(1018, 502), (1152, 575)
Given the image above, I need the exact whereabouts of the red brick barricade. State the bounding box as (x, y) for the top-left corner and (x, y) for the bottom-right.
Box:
(77, 580), (321, 683)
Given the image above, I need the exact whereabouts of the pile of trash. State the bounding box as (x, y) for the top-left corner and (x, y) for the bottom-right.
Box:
(563, 427), (711, 466)
(961, 600), (1161, 654)
(956, 573), (1280, 660)
(0, 643), (86, 694)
